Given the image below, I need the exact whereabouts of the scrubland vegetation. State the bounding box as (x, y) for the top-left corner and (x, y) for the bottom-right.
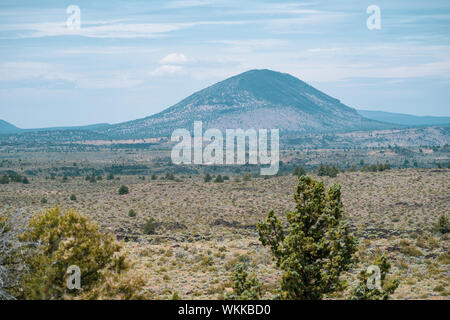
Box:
(0, 146), (449, 300)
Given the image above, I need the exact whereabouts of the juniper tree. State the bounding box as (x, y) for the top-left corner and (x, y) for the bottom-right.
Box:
(257, 175), (358, 300)
(204, 173), (212, 182)
(118, 185), (129, 195)
(225, 263), (262, 300)
(19, 207), (126, 299)
(293, 166), (306, 176)
(434, 214), (449, 234)
(351, 254), (399, 300)
(0, 174), (9, 184)
(0, 214), (17, 300)
(0, 212), (31, 300)
(318, 164), (326, 176)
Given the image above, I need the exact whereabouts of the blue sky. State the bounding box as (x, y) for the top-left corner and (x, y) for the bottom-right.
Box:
(0, 0), (449, 128)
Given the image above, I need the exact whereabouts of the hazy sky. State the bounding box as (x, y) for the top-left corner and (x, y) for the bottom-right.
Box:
(1, 0), (449, 128)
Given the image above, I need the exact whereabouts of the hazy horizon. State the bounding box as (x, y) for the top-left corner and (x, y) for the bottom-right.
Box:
(2, 72), (450, 130)
(1, 0), (450, 128)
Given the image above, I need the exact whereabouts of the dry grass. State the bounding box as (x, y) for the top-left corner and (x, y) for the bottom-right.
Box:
(0, 154), (449, 299)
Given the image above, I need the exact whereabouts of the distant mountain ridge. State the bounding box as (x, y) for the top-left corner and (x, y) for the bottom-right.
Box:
(0, 121), (110, 135)
(99, 69), (394, 139)
(3, 69), (449, 143)
(22, 123), (110, 132)
(0, 119), (21, 134)
(357, 110), (450, 127)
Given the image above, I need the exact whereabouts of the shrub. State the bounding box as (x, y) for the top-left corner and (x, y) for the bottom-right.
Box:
(257, 175), (358, 300)
(318, 164), (339, 177)
(143, 218), (156, 235)
(18, 207), (126, 299)
(0, 174), (9, 184)
(204, 173), (212, 182)
(86, 174), (97, 183)
(351, 254), (399, 300)
(214, 175), (224, 183)
(437, 252), (450, 264)
(165, 173), (175, 180)
(399, 240), (423, 257)
(318, 164), (326, 176)
(0, 214), (12, 299)
(118, 185), (129, 195)
(40, 197), (47, 204)
(292, 166), (306, 176)
(225, 263), (262, 300)
(0, 213), (28, 300)
(171, 291), (181, 300)
(434, 214), (449, 234)
(128, 209), (136, 217)
(22, 177), (30, 184)
(106, 173), (114, 180)
(70, 194), (77, 201)
(77, 265), (148, 300)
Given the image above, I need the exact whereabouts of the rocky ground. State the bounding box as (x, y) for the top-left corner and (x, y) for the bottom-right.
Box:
(1, 164), (448, 299)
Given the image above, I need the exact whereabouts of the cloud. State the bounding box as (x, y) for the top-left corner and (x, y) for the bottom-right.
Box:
(0, 19), (248, 39)
(0, 61), (148, 89)
(0, 62), (77, 89)
(0, 78), (76, 90)
(151, 53), (189, 76)
(150, 65), (185, 76)
(159, 53), (188, 65)
(54, 46), (159, 56)
(0, 21), (180, 39)
(209, 39), (288, 53)
(165, 0), (215, 8)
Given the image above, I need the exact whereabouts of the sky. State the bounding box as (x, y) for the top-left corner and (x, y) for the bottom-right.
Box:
(0, 0), (449, 128)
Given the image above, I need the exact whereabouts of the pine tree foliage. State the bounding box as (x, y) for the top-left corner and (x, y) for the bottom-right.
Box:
(351, 254), (399, 300)
(257, 175), (358, 300)
(225, 263), (262, 300)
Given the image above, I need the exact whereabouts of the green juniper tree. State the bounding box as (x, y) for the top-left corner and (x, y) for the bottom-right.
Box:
(318, 164), (326, 176)
(293, 166), (306, 177)
(204, 173), (212, 182)
(225, 263), (262, 300)
(118, 185), (129, 195)
(351, 254), (399, 300)
(0, 174), (9, 184)
(257, 175), (358, 300)
(434, 214), (449, 234)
